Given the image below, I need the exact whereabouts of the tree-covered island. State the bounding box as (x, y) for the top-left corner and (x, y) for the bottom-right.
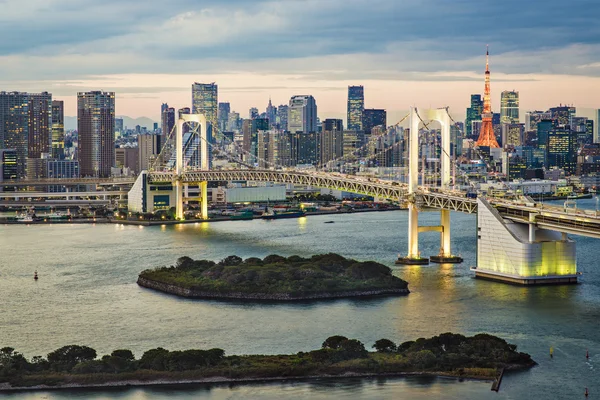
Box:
(137, 253), (410, 300)
(0, 333), (535, 391)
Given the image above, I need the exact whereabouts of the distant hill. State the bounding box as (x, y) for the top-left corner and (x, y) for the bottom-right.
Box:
(65, 116), (158, 131)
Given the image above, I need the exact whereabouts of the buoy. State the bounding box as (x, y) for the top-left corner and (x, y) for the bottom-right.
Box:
(585, 387), (589, 397)
(586, 349), (589, 360)
(550, 347), (554, 358)
(34, 271), (38, 281)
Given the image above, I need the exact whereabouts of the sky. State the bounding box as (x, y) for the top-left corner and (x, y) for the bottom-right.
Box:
(1, 0), (600, 123)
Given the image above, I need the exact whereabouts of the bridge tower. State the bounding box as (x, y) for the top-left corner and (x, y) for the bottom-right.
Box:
(397, 107), (463, 265)
(175, 113), (209, 220)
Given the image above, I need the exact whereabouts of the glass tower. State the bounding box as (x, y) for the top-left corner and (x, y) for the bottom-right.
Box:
(500, 91), (519, 124)
(77, 91), (115, 178)
(192, 82), (218, 137)
(347, 86), (364, 131)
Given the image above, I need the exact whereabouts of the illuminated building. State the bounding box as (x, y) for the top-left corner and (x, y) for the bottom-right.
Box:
(475, 47), (500, 148)
(546, 127), (577, 175)
(77, 91), (115, 178)
(320, 119), (344, 165)
(363, 109), (387, 135)
(347, 86), (364, 131)
(466, 94), (483, 139)
(51, 100), (64, 159)
(0, 149), (18, 185)
(500, 91), (519, 124)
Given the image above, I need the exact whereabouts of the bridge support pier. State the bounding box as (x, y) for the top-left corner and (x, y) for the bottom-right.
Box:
(175, 179), (184, 220)
(200, 181), (208, 220)
(430, 209), (463, 263)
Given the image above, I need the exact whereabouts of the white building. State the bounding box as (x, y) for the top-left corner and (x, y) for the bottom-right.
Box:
(288, 95), (317, 133)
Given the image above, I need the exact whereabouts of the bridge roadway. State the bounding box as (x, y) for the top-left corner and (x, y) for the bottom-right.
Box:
(0, 191), (127, 199)
(149, 169), (600, 238)
(0, 177), (136, 187)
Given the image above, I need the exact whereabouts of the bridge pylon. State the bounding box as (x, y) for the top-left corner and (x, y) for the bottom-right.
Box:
(175, 113), (210, 220)
(396, 107), (463, 265)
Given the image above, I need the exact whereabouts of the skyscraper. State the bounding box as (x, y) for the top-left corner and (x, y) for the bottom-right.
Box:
(549, 106), (571, 127)
(500, 91), (519, 124)
(51, 100), (64, 160)
(191, 82), (218, 136)
(475, 47), (500, 148)
(26, 92), (52, 162)
(288, 95), (317, 133)
(465, 94), (483, 138)
(218, 102), (230, 132)
(178, 107), (190, 134)
(277, 105), (288, 131)
(161, 103), (175, 137)
(321, 119), (344, 165)
(347, 86), (364, 131)
(77, 91), (115, 177)
(266, 98), (277, 127)
(547, 127), (577, 175)
(0, 92), (29, 178)
(362, 109), (387, 135)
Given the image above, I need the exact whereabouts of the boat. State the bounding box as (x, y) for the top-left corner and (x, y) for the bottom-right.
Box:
(230, 211), (254, 220)
(16, 213), (35, 223)
(262, 210), (306, 220)
(324, 221), (335, 224)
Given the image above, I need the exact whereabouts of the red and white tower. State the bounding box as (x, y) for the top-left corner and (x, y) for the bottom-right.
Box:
(475, 46), (500, 148)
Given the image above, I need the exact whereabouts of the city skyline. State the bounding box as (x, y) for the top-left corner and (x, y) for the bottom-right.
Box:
(0, 1), (599, 120)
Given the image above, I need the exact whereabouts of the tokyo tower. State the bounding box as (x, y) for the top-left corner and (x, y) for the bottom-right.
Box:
(475, 46), (500, 148)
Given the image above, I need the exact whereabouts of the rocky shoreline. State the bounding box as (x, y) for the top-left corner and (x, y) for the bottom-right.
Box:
(137, 276), (410, 301)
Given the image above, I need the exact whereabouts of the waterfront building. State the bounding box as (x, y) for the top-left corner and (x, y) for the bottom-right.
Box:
(500, 91), (519, 124)
(77, 91), (115, 178)
(363, 109), (387, 135)
(51, 100), (64, 160)
(288, 95), (317, 133)
(476, 47), (499, 148)
(0, 92), (29, 178)
(347, 86), (364, 131)
(192, 82), (218, 137)
(465, 94), (483, 139)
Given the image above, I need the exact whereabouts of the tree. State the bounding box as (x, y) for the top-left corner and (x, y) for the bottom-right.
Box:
(219, 255), (243, 266)
(47, 345), (97, 372)
(322, 335), (349, 350)
(338, 339), (368, 359)
(139, 348), (170, 370)
(176, 256), (194, 269)
(111, 349), (135, 361)
(373, 339), (397, 353)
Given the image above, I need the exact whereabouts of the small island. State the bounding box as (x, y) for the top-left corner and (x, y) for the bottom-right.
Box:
(0, 333), (535, 391)
(137, 253), (409, 301)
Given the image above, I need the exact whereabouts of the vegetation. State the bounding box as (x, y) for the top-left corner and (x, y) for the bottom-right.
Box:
(0, 333), (535, 390)
(138, 253), (409, 299)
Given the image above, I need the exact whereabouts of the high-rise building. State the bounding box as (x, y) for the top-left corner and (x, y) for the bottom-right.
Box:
(0, 92), (30, 178)
(266, 98), (277, 128)
(27, 92), (52, 163)
(227, 112), (240, 132)
(347, 86), (364, 131)
(51, 100), (64, 160)
(243, 118), (269, 162)
(178, 107), (190, 134)
(549, 106), (572, 127)
(289, 131), (319, 165)
(191, 82), (218, 136)
(465, 94), (483, 138)
(363, 109), (387, 135)
(115, 147), (138, 172)
(249, 107), (259, 120)
(320, 119), (344, 165)
(161, 104), (175, 138)
(501, 123), (525, 147)
(218, 102), (230, 132)
(277, 105), (288, 131)
(500, 91), (519, 124)
(115, 118), (124, 135)
(596, 109), (600, 143)
(525, 111), (552, 132)
(288, 95), (317, 133)
(77, 91), (115, 177)
(475, 47), (500, 148)
(138, 134), (161, 172)
(547, 127), (577, 175)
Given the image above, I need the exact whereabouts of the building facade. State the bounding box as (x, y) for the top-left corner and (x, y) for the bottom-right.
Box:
(500, 91), (519, 124)
(363, 109), (387, 135)
(465, 94), (483, 139)
(51, 100), (64, 159)
(77, 91), (115, 178)
(0, 92), (29, 178)
(288, 95), (317, 133)
(192, 82), (218, 137)
(347, 86), (364, 131)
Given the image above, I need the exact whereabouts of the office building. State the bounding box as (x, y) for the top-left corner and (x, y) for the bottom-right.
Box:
(500, 91), (519, 124)
(277, 105), (288, 131)
(46, 159), (80, 179)
(77, 91), (115, 177)
(466, 94), (483, 138)
(0, 149), (18, 183)
(347, 86), (364, 131)
(227, 112), (240, 132)
(191, 82), (218, 136)
(115, 147), (138, 172)
(51, 100), (64, 159)
(26, 92), (52, 163)
(138, 134), (161, 172)
(218, 102), (230, 132)
(161, 103), (175, 144)
(289, 131), (319, 165)
(525, 111), (552, 132)
(288, 95), (317, 133)
(243, 118), (269, 161)
(363, 109), (387, 135)
(547, 127), (577, 175)
(178, 107), (191, 134)
(115, 118), (124, 135)
(549, 106), (572, 127)
(321, 119), (344, 165)
(502, 123), (525, 147)
(266, 99), (276, 127)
